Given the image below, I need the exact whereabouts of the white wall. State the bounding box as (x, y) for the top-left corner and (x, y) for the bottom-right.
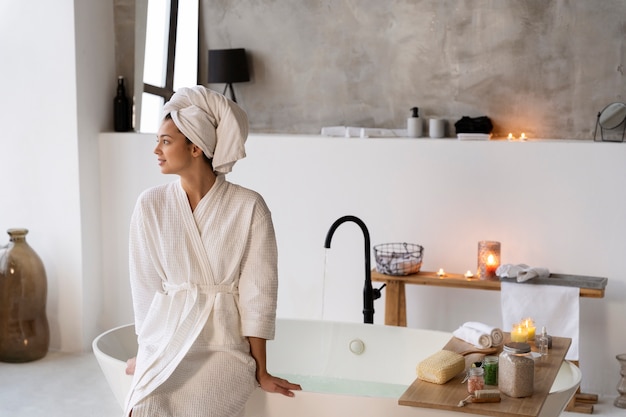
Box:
(99, 132), (625, 397)
(0, 0), (116, 351)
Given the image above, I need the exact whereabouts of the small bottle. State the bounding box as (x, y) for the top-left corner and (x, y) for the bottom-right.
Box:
(407, 107), (423, 138)
(537, 327), (549, 357)
(483, 355), (499, 386)
(467, 366), (485, 394)
(114, 76), (131, 132)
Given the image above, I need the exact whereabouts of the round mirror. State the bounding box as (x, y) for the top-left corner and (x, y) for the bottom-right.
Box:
(599, 102), (626, 129)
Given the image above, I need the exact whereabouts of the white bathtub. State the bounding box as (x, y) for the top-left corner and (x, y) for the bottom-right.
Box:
(93, 319), (581, 417)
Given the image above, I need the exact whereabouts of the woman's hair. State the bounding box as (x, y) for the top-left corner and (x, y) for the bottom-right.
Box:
(163, 113), (214, 168)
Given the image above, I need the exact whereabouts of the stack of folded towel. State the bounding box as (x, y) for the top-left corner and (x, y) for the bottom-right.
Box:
(496, 263), (550, 282)
(452, 321), (504, 349)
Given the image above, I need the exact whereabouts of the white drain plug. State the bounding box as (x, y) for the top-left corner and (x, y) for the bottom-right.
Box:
(349, 338), (365, 355)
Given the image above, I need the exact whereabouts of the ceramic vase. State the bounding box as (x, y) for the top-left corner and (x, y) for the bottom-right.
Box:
(0, 228), (50, 362)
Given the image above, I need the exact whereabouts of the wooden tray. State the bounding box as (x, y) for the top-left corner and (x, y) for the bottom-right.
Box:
(399, 333), (571, 417)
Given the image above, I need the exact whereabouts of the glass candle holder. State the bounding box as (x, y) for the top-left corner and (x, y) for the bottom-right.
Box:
(477, 241), (501, 280)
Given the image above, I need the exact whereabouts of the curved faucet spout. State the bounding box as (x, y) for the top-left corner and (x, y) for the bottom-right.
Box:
(325, 215), (383, 324)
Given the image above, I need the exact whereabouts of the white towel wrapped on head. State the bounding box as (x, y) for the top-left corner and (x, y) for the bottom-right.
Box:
(162, 86), (248, 174)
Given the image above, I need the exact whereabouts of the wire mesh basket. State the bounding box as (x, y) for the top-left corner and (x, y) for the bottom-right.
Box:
(373, 242), (424, 276)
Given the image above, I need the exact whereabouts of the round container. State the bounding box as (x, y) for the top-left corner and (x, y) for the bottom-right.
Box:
(499, 342), (534, 397)
(483, 355), (499, 386)
(467, 366), (485, 394)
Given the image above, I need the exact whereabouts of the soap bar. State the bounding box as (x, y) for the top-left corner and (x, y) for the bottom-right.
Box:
(416, 350), (465, 384)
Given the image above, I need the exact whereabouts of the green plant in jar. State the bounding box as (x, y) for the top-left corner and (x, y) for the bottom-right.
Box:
(483, 355), (498, 386)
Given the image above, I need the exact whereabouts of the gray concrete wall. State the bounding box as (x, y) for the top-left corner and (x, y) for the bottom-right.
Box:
(119, 1), (625, 139)
(199, 0), (625, 139)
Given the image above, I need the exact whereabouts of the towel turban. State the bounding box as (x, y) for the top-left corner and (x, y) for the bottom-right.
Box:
(161, 86), (248, 174)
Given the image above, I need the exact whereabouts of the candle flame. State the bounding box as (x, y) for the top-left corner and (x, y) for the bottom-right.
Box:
(486, 254), (496, 265)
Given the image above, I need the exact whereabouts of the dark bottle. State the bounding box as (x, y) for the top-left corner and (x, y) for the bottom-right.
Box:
(114, 76), (131, 132)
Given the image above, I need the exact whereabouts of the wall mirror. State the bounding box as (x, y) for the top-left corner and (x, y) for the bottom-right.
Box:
(594, 102), (626, 142)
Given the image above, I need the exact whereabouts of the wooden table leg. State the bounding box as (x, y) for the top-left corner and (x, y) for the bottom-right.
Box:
(564, 360), (596, 414)
(383, 280), (407, 327)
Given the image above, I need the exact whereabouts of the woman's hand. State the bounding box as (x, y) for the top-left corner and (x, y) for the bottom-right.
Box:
(257, 372), (302, 397)
(248, 336), (301, 397)
(125, 357), (137, 375)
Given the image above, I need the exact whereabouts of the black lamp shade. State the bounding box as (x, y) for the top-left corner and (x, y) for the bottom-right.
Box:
(208, 48), (250, 84)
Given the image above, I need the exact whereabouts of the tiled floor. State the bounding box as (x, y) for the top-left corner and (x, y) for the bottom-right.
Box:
(0, 351), (623, 417)
(0, 351), (120, 417)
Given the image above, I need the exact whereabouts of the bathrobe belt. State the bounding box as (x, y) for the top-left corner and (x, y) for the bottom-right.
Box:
(162, 281), (239, 298)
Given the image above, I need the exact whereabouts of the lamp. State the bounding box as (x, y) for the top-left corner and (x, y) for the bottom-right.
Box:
(208, 48), (250, 103)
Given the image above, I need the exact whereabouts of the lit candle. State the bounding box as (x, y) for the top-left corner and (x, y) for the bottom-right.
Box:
(507, 133), (515, 141)
(486, 254), (498, 275)
(437, 268), (445, 277)
(511, 323), (528, 342)
(523, 318), (536, 340)
(520, 132), (527, 141)
(464, 270), (474, 279)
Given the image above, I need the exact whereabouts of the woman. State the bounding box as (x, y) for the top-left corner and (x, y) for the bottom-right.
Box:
(124, 86), (301, 417)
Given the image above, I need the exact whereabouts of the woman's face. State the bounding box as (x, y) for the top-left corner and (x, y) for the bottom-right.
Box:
(154, 118), (195, 175)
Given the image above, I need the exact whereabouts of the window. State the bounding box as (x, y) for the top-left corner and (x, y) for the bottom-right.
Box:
(139, 0), (199, 133)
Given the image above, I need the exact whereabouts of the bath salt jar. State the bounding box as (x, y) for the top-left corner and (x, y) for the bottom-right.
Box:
(467, 366), (485, 394)
(499, 342), (534, 397)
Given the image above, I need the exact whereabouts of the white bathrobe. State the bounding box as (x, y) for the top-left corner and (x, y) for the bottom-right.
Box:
(125, 175), (278, 417)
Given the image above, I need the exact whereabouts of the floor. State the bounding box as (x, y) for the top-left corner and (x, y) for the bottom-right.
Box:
(0, 351), (623, 417)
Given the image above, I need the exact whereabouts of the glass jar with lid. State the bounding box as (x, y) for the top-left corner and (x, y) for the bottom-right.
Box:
(499, 342), (534, 397)
(467, 366), (485, 394)
(483, 355), (499, 385)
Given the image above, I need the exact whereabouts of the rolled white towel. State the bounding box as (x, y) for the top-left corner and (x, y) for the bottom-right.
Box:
(463, 321), (504, 346)
(452, 325), (492, 349)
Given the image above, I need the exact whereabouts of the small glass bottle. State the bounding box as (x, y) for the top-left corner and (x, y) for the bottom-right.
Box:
(499, 342), (534, 398)
(483, 355), (499, 385)
(114, 76), (131, 132)
(467, 366), (485, 394)
(537, 327), (550, 357)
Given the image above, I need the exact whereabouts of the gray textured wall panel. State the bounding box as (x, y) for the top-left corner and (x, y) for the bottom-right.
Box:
(198, 0), (625, 139)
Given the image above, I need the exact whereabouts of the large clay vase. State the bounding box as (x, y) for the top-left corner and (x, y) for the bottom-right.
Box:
(0, 228), (50, 362)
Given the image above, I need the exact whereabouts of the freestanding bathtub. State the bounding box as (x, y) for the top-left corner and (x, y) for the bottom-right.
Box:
(93, 319), (581, 417)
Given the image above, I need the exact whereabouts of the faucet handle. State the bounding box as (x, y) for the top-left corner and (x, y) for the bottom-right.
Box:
(372, 283), (386, 300)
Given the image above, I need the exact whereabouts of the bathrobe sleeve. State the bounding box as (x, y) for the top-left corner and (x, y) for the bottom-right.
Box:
(238, 202), (278, 340)
(129, 192), (166, 334)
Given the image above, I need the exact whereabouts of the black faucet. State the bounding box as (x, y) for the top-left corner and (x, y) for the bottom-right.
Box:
(324, 215), (386, 324)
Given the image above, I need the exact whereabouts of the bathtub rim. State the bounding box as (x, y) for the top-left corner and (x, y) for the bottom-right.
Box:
(92, 320), (583, 395)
